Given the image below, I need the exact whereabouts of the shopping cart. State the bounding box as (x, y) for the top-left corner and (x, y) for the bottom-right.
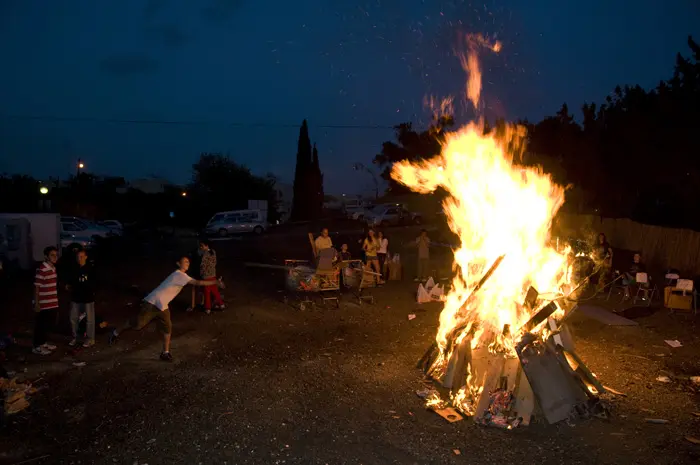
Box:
(341, 259), (380, 305)
(283, 248), (340, 310)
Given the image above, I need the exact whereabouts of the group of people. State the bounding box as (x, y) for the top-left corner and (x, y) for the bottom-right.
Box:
(31, 239), (225, 361)
(313, 227), (433, 283)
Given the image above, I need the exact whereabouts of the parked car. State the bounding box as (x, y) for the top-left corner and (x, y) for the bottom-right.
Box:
(204, 209), (268, 237)
(99, 220), (124, 235)
(366, 205), (422, 227)
(60, 232), (95, 253)
(60, 217), (113, 239)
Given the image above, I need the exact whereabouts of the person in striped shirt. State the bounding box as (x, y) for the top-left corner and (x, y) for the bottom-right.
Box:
(33, 246), (59, 355)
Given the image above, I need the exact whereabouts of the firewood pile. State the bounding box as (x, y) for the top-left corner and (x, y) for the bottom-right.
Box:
(417, 258), (608, 428)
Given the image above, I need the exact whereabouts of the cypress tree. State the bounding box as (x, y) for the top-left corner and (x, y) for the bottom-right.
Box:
(291, 120), (312, 220)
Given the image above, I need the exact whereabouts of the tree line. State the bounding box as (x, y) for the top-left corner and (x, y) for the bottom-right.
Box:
(374, 36), (700, 230)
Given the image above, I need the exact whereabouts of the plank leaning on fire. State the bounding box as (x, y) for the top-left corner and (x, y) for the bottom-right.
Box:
(419, 252), (616, 375)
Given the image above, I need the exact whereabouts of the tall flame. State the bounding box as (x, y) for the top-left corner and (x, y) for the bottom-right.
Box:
(392, 34), (568, 356)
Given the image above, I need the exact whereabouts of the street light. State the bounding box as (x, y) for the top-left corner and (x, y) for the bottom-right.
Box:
(181, 191), (187, 197)
(39, 186), (49, 195)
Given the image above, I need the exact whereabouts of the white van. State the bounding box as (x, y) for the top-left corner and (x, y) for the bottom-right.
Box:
(205, 209), (268, 237)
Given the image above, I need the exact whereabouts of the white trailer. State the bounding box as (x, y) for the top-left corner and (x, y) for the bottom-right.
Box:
(0, 213), (61, 270)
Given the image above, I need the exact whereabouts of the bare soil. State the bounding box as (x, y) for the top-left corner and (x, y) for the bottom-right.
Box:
(0, 233), (699, 465)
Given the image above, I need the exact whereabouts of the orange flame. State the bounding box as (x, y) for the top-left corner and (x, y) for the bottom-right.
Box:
(392, 36), (569, 366)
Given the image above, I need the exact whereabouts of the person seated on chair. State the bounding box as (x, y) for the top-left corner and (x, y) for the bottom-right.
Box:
(622, 253), (646, 299)
(623, 253), (646, 285)
(315, 228), (333, 252)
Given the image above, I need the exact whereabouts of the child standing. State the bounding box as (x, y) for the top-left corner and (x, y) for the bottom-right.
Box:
(33, 246), (59, 355)
(68, 249), (97, 348)
(199, 240), (225, 314)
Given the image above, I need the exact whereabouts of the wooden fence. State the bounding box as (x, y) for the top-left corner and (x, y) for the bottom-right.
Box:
(555, 213), (700, 276)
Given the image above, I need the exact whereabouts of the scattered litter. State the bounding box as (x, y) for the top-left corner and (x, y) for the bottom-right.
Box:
(693, 412), (700, 418)
(664, 340), (682, 348)
(1, 378), (38, 415)
(644, 418), (669, 424)
(321, 353), (332, 357)
(408, 314), (416, 321)
(610, 433), (625, 436)
(656, 376), (672, 383)
(690, 376), (700, 385)
(72, 362), (86, 368)
(686, 436), (700, 445)
(475, 389), (520, 429)
(432, 407), (463, 423)
(416, 388), (438, 399)
(603, 385), (627, 396)
(99, 321), (109, 328)
(388, 410), (396, 413)
(392, 415), (400, 419)
(146, 438), (156, 444)
(453, 449), (461, 455)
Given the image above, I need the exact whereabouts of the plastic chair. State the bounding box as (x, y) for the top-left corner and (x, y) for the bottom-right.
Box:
(632, 272), (657, 306)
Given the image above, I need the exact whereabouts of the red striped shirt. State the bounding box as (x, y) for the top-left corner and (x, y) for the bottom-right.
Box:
(35, 261), (58, 310)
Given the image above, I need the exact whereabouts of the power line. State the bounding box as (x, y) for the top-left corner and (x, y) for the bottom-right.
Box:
(0, 114), (397, 130)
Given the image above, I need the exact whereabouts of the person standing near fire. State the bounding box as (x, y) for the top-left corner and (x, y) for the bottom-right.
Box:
(198, 240), (225, 314)
(108, 256), (221, 361)
(593, 232), (613, 293)
(67, 249), (97, 348)
(33, 246), (59, 355)
(377, 231), (389, 280)
(363, 229), (384, 284)
(415, 229), (431, 282)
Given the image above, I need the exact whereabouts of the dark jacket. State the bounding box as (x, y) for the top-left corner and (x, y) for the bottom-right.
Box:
(69, 263), (96, 303)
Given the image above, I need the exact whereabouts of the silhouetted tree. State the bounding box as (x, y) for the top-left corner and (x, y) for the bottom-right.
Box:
(291, 120), (324, 220)
(189, 153), (277, 225)
(373, 115), (454, 193)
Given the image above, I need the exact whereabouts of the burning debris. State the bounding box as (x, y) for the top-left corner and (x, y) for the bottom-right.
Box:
(393, 34), (607, 428)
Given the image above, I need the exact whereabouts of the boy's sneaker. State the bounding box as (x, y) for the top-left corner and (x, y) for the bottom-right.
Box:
(42, 342), (57, 351)
(159, 351), (173, 362)
(108, 331), (118, 346)
(32, 346), (51, 355)
(205, 309), (211, 315)
(68, 339), (78, 347)
(83, 339), (95, 348)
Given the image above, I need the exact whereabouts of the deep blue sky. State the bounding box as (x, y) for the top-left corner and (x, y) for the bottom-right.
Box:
(1, 0), (698, 194)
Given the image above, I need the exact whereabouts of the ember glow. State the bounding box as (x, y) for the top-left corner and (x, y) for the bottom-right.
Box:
(393, 34), (572, 415)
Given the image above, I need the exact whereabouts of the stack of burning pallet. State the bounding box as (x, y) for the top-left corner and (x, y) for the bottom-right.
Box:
(418, 258), (606, 428)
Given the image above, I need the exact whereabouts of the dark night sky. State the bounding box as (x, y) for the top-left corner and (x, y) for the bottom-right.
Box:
(1, 0), (698, 194)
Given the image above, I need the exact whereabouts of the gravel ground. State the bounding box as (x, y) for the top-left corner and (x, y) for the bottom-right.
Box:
(1, 240), (699, 464)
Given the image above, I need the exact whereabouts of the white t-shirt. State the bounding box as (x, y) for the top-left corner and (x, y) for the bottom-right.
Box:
(378, 238), (388, 254)
(315, 235), (333, 251)
(144, 270), (194, 311)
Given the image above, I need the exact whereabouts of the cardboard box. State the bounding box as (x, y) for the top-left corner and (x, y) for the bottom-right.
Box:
(664, 286), (693, 312)
(388, 263), (402, 281)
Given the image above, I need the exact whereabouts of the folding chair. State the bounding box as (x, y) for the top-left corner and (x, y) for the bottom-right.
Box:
(632, 272), (657, 306)
(606, 271), (627, 302)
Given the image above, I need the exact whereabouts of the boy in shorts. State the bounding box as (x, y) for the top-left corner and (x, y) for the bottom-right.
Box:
(108, 256), (220, 361)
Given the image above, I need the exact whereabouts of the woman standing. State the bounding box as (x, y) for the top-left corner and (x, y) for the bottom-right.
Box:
(377, 231), (389, 280)
(363, 229), (384, 284)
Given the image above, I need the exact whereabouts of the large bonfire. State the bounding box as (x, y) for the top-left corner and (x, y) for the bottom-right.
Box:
(392, 35), (592, 422)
